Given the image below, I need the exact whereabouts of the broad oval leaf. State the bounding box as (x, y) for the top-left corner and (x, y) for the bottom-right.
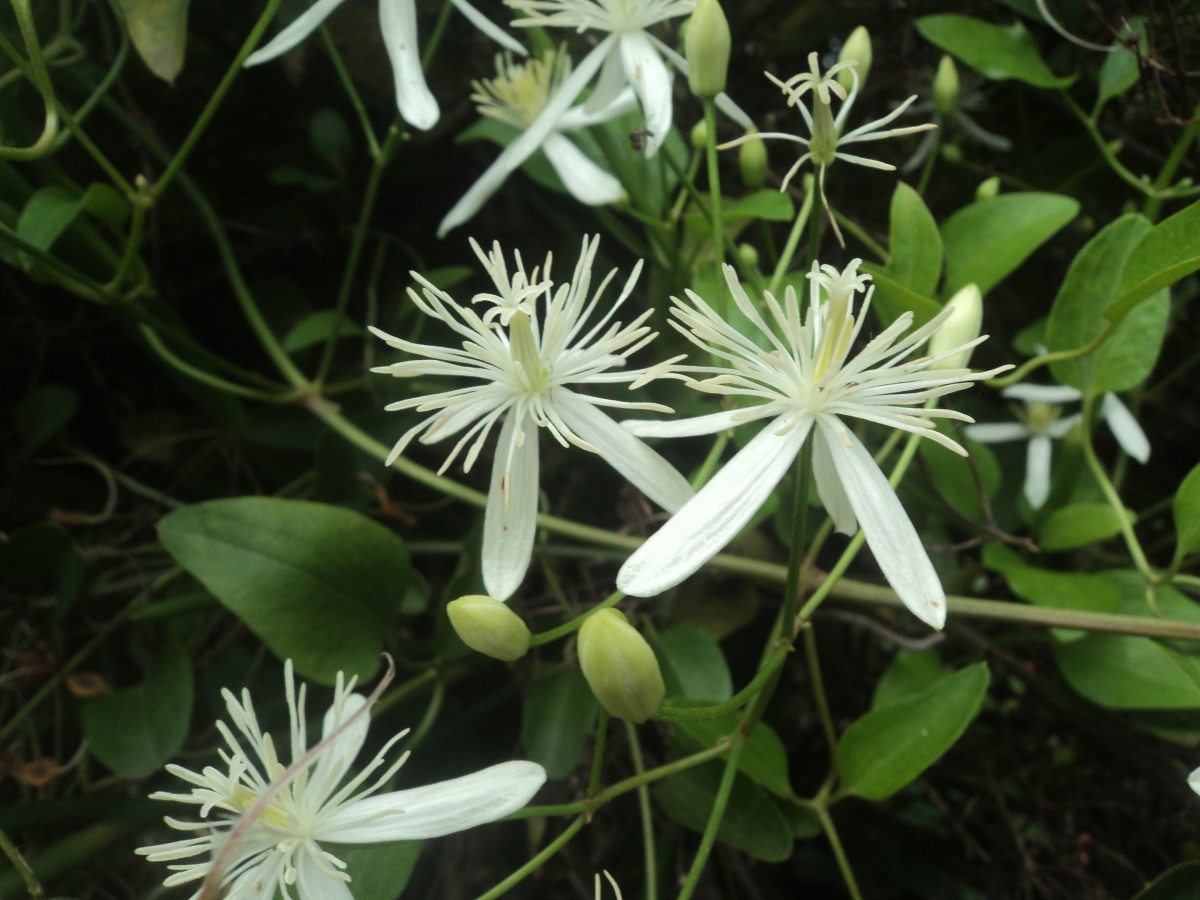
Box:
(916, 14), (1075, 88)
(836, 663), (990, 801)
(887, 181), (943, 298)
(675, 714), (793, 798)
(1055, 635), (1200, 710)
(157, 497), (410, 684)
(81, 642), (193, 779)
(1175, 463), (1200, 562)
(1039, 502), (1126, 551)
(941, 193), (1079, 296)
(1109, 197), (1200, 323)
(861, 265), (942, 329)
(332, 841), (423, 900)
(1133, 861), (1200, 900)
(114, 0), (191, 83)
(657, 622), (732, 703)
(521, 665), (597, 779)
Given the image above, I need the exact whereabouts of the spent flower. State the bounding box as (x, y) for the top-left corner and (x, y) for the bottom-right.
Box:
(370, 235), (693, 600)
(617, 261), (1010, 629)
(137, 661), (545, 898)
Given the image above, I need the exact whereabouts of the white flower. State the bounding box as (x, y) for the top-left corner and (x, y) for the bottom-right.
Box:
(370, 235), (694, 600)
(965, 384), (1149, 510)
(502, 0), (754, 161)
(1189, 766), (1200, 797)
(617, 260), (1008, 630)
(136, 661), (546, 899)
(245, 0), (524, 130)
(439, 49), (634, 237)
(719, 51), (934, 237)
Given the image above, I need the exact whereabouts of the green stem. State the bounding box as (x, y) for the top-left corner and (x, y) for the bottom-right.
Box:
(1143, 102), (1200, 221)
(703, 98), (726, 315)
(991, 323), (1116, 388)
(782, 438), (814, 632)
(320, 26), (380, 157)
(675, 739), (745, 900)
(916, 128), (941, 196)
(805, 177), (824, 269)
(138, 324), (292, 401)
(530, 590), (624, 646)
(802, 625), (838, 761)
(625, 723), (659, 900)
(657, 648), (789, 721)
(0, 0), (58, 160)
(815, 804), (864, 900)
(473, 816), (586, 900)
(0, 827), (44, 900)
(421, 0), (455, 69)
(0, 219), (105, 298)
(589, 710), (610, 797)
(768, 186), (813, 295)
(153, 0), (286, 199)
(373, 668), (439, 716)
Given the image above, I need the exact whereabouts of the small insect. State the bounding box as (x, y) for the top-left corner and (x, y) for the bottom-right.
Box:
(629, 127), (654, 152)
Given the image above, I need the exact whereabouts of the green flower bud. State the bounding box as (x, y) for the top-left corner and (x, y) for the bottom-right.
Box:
(577, 609), (665, 724)
(738, 130), (768, 189)
(685, 0), (730, 99)
(836, 26), (872, 93)
(975, 176), (1001, 202)
(690, 119), (708, 151)
(928, 284), (983, 370)
(447, 595), (531, 662)
(736, 242), (759, 268)
(933, 55), (959, 117)
(940, 142), (963, 163)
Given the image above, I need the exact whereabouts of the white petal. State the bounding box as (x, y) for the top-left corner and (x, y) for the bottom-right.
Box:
(618, 415), (810, 597)
(964, 422), (1031, 444)
(816, 422), (946, 630)
(558, 87), (638, 130)
(623, 408), (757, 438)
(449, 0), (526, 54)
(585, 49), (629, 114)
(482, 414), (539, 600)
(1046, 411), (1081, 439)
(1101, 393), (1150, 463)
(295, 852), (354, 900)
(541, 134), (622, 206)
(438, 149), (514, 237)
(504, 36), (616, 174)
(379, 0), (439, 130)
(244, 0), (347, 66)
(812, 422), (856, 535)
(1189, 766), (1200, 797)
(317, 761), (546, 842)
(307, 693), (369, 810)
(1024, 434), (1052, 509)
(553, 389), (693, 513)
(1001, 383), (1083, 404)
(618, 32), (672, 157)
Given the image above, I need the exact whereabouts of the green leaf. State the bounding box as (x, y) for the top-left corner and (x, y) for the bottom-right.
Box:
(0, 521), (86, 620)
(81, 642), (193, 778)
(724, 189), (794, 222)
(1132, 861), (1200, 899)
(860, 265), (943, 329)
(14, 384), (78, 453)
(282, 310), (363, 353)
(1055, 635), (1200, 710)
(16, 184), (128, 259)
(1175, 463), (1200, 561)
(521, 665), (597, 779)
(114, 0), (191, 83)
(941, 193), (1079, 295)
(1091, 290), (1169, 393)
(1109, 198), (1200, 323)
(916, 14), (1075, 88)
(675, 715), (793, 798)
(983, 543), (1119, 640)
(333, 841), (423, 900)
(886, 181), (943, 297)
(309, 107), (353, 171)
(657, 622), (732, 703)
(1039, 502), (1126, 551)
(918, 429), (1000, 521)
(1096, 21), (1146, 111)
(836, 664), (989, 801)
(872, 650), (950, 710)
(157, 498), (410, 684)
(654, 762), (794, 861)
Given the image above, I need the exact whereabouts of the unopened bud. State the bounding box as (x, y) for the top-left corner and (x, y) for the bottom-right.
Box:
(577, 609), (664, 724)
(975, 176), (1000, 202)
(738, 131), (768, 189)
(690, 119), (708, 151)
(928, 284), (983, 370)
(685, 0), (730, 99)
(836, 27), (872, 93)
(736, 243), (759, 268)
(447, 595), (531, 661)
(933, 55), (959, 117)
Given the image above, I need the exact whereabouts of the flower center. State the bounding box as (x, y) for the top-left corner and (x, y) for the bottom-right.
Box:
(508, 312), (552, 395)
(473, 51), (568, 128)
(1022, 401), (1065, 436)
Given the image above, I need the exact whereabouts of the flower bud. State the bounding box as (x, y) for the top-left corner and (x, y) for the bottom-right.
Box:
(738, 131), (768, 189)
(928, 284), (983, 370)
(836, 26), (872, 93)
(447, 595), (531, 662)
(975, 176), (1001, 202)
(736, 242), (759, 269)
(933, 55), (959, 117)
(685, 0), (730, 99)
(690, 119), (708, 151)
(577, 609), (664, 724)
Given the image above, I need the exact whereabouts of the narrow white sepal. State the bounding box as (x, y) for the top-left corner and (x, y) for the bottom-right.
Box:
(1101, 393), (1150, 463)
(623, 408), (752, 438)
(306, 693), (370, 810)
(295, 852), (354, 899)
(317, 761), (547, 842)
(618, 415), (811, 597)
(1189, 766), (1200, 797)
(1024, 434), (1052, 509)
(618, 31), (672, 157)
(244, 0), (348, 66)
(449, 0), (526, 54)
(816, 422), (947, 630)
(482, 414), (539, 600)
(558, 87), (638, 130)
(964, 422), (1031, 444)
(1001, 383), (1083, 404)
(438, 145), (515, 237)
(811, 422), (856, 535)
(554, 389), (693, 513)
(541, 134), (622, 205)
(379, 0), (440, 130)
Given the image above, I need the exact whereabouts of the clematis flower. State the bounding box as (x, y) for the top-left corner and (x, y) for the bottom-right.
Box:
(439, 49), (634, 237)
(137, 660), (546, 899)
(370, 235), (694, 600)
(245, 0), (524, 130)
(964, 383), (1149, 510)
(617, 260), (1009, 629)
(502, 0), (751, 161)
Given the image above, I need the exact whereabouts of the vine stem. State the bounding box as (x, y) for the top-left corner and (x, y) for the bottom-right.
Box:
(703, 97), (727, 316)
(675, 739), (745, 900)
(625, 721), (658, 900)
(768, 180), (813, 295)
(0, 827), (44, 900)
(473, 816), (586, 900)
(815, 804), (865, 900)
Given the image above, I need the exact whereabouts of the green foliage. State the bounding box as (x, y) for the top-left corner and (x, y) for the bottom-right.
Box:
(520, 665), (597, 779)
(114, 0), (191, 83)
(1174, 463), (1200, 563)
(657, 622), (733, 703)
(1038, 502), (1127, 551)
(863, 182), (943, 326)
(1109, 198), (1200, 322)
(915, 14), (1075, 88)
